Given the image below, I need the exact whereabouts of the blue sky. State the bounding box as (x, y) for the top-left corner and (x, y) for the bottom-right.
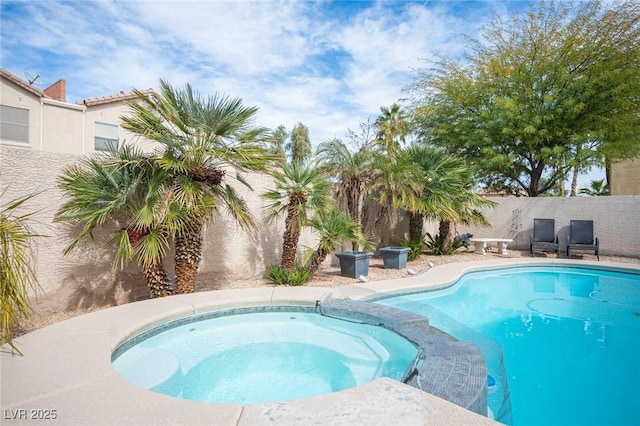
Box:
(1, 0), (603, 186)
(1, 0), (529, 140)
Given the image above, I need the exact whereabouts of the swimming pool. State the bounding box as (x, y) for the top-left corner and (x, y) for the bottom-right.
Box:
(377, 265), (640, 425)
(112, 306), (418, 404)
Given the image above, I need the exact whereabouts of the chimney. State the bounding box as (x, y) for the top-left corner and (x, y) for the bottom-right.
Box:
(44, 79), (66, 102)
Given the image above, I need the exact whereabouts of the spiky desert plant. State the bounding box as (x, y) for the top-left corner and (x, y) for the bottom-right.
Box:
(0, 192), (42, 354)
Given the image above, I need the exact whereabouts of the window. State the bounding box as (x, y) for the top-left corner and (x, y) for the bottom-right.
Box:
(0, 105), (29, 144)
(94, 122), (119, 151)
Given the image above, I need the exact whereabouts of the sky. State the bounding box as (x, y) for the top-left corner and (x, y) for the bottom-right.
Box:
(1, 0), (604, 187)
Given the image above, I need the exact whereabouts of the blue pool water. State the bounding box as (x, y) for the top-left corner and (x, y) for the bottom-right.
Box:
(112, 309), (417, 404)
(377, 266), (640, 426)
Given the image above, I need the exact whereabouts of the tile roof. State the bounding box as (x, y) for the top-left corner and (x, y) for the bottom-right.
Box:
(0, 68), (48, 98)
(79, 89), (155, 106)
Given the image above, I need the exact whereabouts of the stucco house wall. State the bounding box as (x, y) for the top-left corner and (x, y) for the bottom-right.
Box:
(611, 158), (640, 196)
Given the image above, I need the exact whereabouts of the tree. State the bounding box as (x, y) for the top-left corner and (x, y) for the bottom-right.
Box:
(56, 147), (180, 297)
(368, 104), (423, 231)
(579, 179), (610, 196)
(405, 144), (495, 248)
(287, 122), (313, 164)
(262, 161), (334, 270)
(0, 192), (42, 354)
(304, 210), (368, 276)
(410, 0), (640, 196)
(270, 125), (288, 163)
(316, 137), (373, 250)
(121, 80), (273, 294)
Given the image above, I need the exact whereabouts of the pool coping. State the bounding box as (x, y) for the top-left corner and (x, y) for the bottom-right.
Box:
(2, 258), (638, 425)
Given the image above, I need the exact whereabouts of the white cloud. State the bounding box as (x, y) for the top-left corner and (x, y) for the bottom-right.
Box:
(0, 0), (505, 145)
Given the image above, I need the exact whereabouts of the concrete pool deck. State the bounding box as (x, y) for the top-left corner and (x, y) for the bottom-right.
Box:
(3, 258), (638, 425)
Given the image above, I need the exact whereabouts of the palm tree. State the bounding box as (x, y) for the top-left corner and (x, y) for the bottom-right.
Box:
(0, 192), (42, 354)
(375, 103), (409, 155)
(578, 179), (610, 196)
(56, 146), (182, 297)
(262, 161), (334, 270)
(304, 210), (368, 276)
(316, 138), (373, 250)
(121, 80), (273, 294)
(405, 144), (463, 241)
(408, 145), (496, 246)
(367, 103), (423, 234)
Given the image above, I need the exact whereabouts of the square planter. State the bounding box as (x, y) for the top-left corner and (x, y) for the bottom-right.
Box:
(335, 251), (374, 278)
(379, 246), (411, 269)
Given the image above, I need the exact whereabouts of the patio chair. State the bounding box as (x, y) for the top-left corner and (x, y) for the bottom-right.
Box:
(530, 218), (560, 257)
(567, 220), (600, 261)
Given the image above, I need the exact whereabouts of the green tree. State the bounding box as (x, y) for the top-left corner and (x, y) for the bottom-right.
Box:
(56, 147), (180, 297)
(405, 144), (495, 248)
(262, 161), (334, 270)
(270, 125), (288, 163)
(287, 122), (313, 164)
(121, 80), (273, 294)
(304, 210), (369, 276)
(368, 104), (423, 231)
(316, 137), (373, 250)
(0, 192), (42, 354)
(579, 179), (610, 196)
(410, 0), (640, 196)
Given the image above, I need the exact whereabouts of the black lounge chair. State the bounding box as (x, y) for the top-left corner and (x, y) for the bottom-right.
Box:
(530, 218), (560, 257)
(567, 220), (600, 261)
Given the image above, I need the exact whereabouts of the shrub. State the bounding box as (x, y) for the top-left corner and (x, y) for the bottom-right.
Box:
(265, 264), (310, 286)
(425, 233), (465, 256)
(400, 235), (425, 261)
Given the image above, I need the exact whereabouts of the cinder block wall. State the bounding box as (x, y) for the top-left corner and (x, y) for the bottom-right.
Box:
(456, 196), (640, 257)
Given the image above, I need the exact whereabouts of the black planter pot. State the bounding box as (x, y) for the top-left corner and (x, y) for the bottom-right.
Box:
(379, 246), (411, 269)
(335, 251), (374, 278)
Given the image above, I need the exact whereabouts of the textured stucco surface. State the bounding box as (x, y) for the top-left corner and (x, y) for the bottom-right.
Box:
(1, 145), (638, 309)
(457, 196), (640, 257)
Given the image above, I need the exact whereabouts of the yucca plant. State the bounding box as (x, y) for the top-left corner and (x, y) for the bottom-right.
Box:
(0, 192), (42, 354)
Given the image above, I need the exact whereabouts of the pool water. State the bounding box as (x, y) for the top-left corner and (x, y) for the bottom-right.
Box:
(112, 310), (417, 404)
(377, 266), (640, 426)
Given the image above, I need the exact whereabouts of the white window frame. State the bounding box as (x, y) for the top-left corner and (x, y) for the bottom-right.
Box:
(0, 105), (30, 144)
(94, 121), (119, 151)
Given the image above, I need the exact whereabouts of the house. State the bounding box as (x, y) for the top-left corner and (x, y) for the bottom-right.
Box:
(0, 68), (154, 154)
(610, 158), (640, 195)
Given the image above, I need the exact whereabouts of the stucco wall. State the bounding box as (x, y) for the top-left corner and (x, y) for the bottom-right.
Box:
(457, 196), (640, 257)
(611, 158), (640, 196)
(2, 145), (639, 313)
(0, 146), (319, 310)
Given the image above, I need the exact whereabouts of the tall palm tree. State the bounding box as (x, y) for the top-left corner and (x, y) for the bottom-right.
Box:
(262, 161), (334, 270)
(56, 146), (183, 298)
(375, 103), (409, 155)
(368, 103), (423, 233)
(304, 210), (368, 276)
(316, 138), (373, 250)
(0, 192), (42, 354)
(121, 80), (273, 294)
